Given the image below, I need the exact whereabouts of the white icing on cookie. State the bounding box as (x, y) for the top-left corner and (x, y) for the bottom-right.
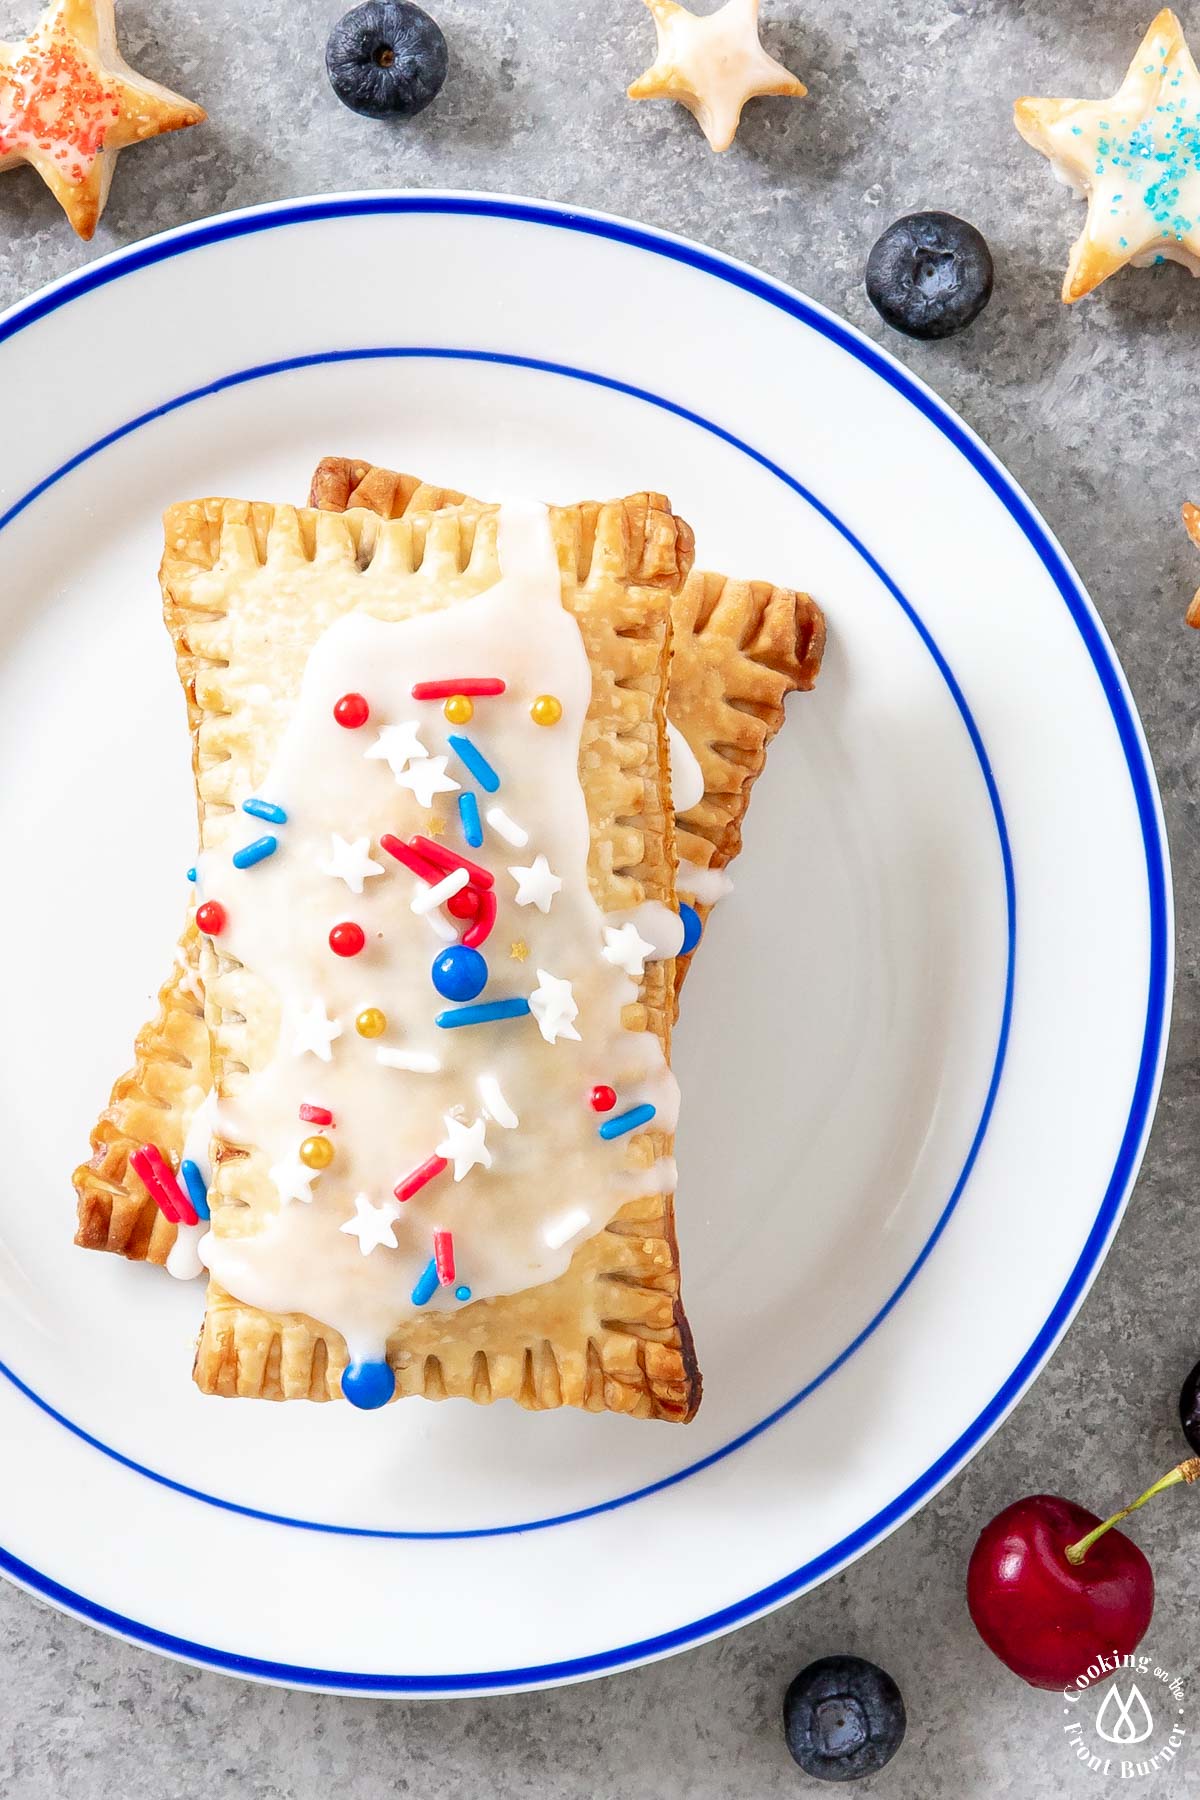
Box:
(667, 722), (705, 813)
(677, 858), (734, 904)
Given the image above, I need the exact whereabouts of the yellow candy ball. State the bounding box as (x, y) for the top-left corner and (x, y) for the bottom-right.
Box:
(355, 1006), (387, 1039)
(531, 693), (563, 727)
(443, 694), (474, 725)
(299, 1135), (334, 1170)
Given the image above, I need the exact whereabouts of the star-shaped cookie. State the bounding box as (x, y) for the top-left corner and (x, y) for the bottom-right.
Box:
(0, 0), (204, 240)
(628, 0), (806, 153)
(1016, 9), (1200, 302)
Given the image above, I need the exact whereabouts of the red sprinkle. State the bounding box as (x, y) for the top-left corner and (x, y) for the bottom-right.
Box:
(589, 1085), (618, 1113)
(434, 1229), (456, 1286)
(131, 1145), (199, 1227)
(380, 834), (442, 882)
(446, 886), (481, 920)
(329, 921), (366, 958)
(299, 1103), (334, 1127)
(412, 679), (506, 700)
(333, 692), (370, 729)
(462, 886), (498, 949)
(410, 836), (495, 890)
(195, 900), (226, 936)
(394, 1154), (448, 1204)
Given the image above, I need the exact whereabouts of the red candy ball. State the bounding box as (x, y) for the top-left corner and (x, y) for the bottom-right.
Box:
(447, 886), (481, 920)
(333, 692), (370, 729)
(195, 900), (226, 936)
(329, 921), (366, 958)
(589, 1085), (617, 1113)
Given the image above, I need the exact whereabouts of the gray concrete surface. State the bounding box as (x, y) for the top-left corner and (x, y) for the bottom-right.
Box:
(2, 0), (1200, 1794)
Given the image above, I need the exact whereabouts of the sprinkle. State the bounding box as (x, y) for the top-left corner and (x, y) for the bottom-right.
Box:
(186, 866), (197, 884)
(355, 1007), (388, 1038)
(447, 733), (501, 793)
(179, 1158), (210, 1221)
(412, 678), (506, 699)
(424, 813), (446, 838)
(333, 692), (370, 729)
(195, 900), (226, 936)
(379, 834), (443, 882)
(131, 1145), (198, 1227)
(544, 1207), (590, 1249)
(411, 836), (495, 889)
(443, 695), (473, 726)
(461, 887), (498, 949)
(485, 806), (529, 848)
(530, 694), (563, 727)
(340, 1192), (401, 1256)
(394, 1153), (449, 1202)
(437, 1114), (492, 1179)
(299, 1135), (335, 1170)
(455, 1285), (473, 1302)
(377, 1047), (442, 1074)
(447, 885), (480, 920)
(423, 906), (458, 944)
(411, 866), (470, 914)
(242, 797), (287, 824)
(599, 1103), (657, 1140)
(510, 940), (529, 961)
(436, 997), (531, 1029)
(680, 903), (703, 955)
(411, 1257), (440, 1306)
(589, 1085), (617, 1113)
(458, 791), (484, 847)
(233, 835), (278, 870)
(434, 1229), (456, 1286)
(299, 1103), (334, 1126)
(478, 1073), (519, 1129)
(328, 920), (367, 957)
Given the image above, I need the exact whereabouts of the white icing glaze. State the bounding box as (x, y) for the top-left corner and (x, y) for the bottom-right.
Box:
(677, 858), (734, 904)
(666, 722), (706, 813)
(166, 1222), (207, 1281)
(179, 1089), (222, 1183)
(199, 502), (676, 1358)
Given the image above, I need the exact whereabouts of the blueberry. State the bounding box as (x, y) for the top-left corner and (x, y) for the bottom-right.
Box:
(1179, 1357), (1200, 1454)
(865, 211), (993, 340)
(783, 1656), (906, 1782)
(326, 0), (448, 120)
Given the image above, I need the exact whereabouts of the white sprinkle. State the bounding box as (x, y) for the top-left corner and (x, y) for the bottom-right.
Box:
(486, 806), (529, 848)
(543, 1207), (590, 1250)
(478, 1073), (519, 1129)
(377, 1047), (442, 1074)
(423, 907), (457, 943)
(411, 866), (470, 914)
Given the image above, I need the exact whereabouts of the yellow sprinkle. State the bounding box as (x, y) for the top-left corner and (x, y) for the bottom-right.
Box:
(510, 939), (529, 962)
(299, 1135), (334, 1170)
(530, 693), (563, 727)
(443, 694), (474, 725)
(424, 813), (446, 838)
(355, 1007), (387, 1039)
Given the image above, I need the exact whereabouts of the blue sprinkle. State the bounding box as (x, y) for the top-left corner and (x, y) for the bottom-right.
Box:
(242, 797), (288, 824)
(342, 1359), (396, 1410)
(679, 902), (703, 956)
(436, 997), (531, 1029)
(447, 733), (500, 793)
(186, 866), (197, 884)
(599, 1103), (657, 1141)
(233, 835), (278, 869)
(179, 1159), (210, 1221)
(458, 790), (484, 847)
(455, 1285), (472, 1303)
(411, 1258), (440, 1306)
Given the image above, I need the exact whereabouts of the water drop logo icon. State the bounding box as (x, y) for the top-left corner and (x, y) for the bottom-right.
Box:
(1095, 1682), (1154, 1746)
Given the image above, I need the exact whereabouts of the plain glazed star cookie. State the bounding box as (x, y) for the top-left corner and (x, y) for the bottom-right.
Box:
(627, 0), (805, 152)
(0, 0), (204, 239)
(1015, 9), (1200, 302)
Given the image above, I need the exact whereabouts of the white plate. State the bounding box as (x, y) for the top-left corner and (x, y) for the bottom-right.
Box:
(0, 193), (1171, 1696)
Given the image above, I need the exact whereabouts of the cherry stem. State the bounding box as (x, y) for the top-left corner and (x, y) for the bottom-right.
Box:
(1065, 1457), (1200, 1566)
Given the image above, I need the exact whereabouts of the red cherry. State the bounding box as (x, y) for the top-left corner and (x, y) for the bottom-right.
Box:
(589, 1084), (617, 1113)
(967, 1495), (1154, 1689)
(446, 886), (481, 920)
(333, 692), (369, 729)
(329, 921), (366, 958)
(195, 900), (226, 936)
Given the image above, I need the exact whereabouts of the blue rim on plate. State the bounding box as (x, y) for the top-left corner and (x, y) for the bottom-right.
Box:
(0, 193), (1172, 1694)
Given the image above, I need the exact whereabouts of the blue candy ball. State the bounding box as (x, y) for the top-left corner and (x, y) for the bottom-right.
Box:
(679, 902), (702, 956)
(342, 1359), (395, 1410)
(431, 944), (488, 1001)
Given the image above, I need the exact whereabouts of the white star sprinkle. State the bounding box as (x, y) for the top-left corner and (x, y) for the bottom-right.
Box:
(319, 832), (385, 895)
(292, 999), (342, 1062)
(528, 969), (581, 1045)
(396, 754), (461, 808)
(364, 720), (428, 779)
(269, 1152), (318, 1206)
(435, 1113), (493, 1181)
(339, 1192), (401, 1256)
(508, 853), (563, 914)
(601, 921), (657, 979)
